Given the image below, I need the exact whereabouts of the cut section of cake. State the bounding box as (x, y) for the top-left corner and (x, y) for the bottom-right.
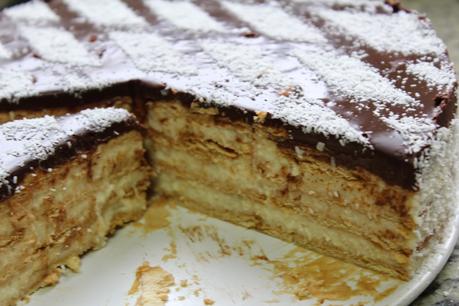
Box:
(144, 95), (457, 281)
(0, 108), (150, 306)
(0, 0), (457, 293)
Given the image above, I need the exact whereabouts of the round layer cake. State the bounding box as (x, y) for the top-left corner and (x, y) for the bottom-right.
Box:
(0, 0), (457, 305)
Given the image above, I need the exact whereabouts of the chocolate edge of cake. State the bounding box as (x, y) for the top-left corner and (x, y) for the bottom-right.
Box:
(1, 77), (456, 191)
(0, 108), (142, 202)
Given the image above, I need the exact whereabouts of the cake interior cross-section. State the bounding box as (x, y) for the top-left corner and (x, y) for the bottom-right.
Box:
(0, 0), (457, 305)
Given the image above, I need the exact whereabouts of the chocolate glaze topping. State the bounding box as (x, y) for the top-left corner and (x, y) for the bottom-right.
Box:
(0, 0), (457, 190)
(0, 108), (139, 201)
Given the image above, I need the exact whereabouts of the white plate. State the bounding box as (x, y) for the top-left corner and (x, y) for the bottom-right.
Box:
(24, 197), (459, 306)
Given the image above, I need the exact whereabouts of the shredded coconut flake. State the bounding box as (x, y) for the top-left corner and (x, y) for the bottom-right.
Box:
(382, 116), (437, 154)
(144, 0), (225, 32)
(222, 1), (326, 43)
(62, 108), (132, 134)
(294, 0), (389, 11)
(40, 64), (97, 93)
(407, 62), (456, 91)
(0, 116), (68, 192)
(0, 0), (455, 160)
(20, 26), (99, 66)
(200, 40), (369, 146)
(4, 0), (59, 22)
(294, 0), (382, 3)
(273, 96), (371, 146)
(110, 31), (196, 74)
(201, 41), (284, 87)
(63, 0), (146, 27)
(0, 70), (34, 101)
(410, 122), (458, 267)
(0, 116), (65, 159)
(0, 44), (11, 59)
(293, 46), (415, 106)
(317, 9), (446, 56)
(0, 108), (132, 193)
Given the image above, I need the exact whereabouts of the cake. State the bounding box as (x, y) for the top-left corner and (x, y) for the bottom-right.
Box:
(0, 0), (457, 304)
(0, 108), (150, 306)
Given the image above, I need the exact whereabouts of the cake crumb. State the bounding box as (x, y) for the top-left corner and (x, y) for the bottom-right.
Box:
(128, 262), (175, 306)
(265, 298), (280, 303)
(254, 111), (268, 123)
(64, 256), (81, 272)
(204, 298), (215, 305)
(316, 142), (325, 152)
(19, 295), (31, 304)
(41, 270), (61, 288)
(161, 241), (177, 262)
(259, 246), (400, 302)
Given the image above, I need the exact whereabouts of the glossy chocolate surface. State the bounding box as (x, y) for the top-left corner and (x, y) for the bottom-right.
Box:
(0, 0), (457, 190)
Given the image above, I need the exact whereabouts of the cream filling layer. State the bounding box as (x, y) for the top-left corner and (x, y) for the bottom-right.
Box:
(151, 144), (413, 252)
(157, 172), (411, 278)
(146, 101), (415, 253)
(147, 101), (414, 222)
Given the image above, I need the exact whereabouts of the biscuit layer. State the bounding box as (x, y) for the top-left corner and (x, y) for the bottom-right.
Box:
(146, 100), (417, 279)
(0, 131), (150, 306)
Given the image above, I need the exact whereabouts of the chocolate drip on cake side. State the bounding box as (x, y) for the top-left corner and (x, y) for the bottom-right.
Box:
(0, 0), (456, 190)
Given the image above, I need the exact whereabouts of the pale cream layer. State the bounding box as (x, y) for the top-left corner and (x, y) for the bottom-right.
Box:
(146, 101), (416, 251)
(145, 100), (418, 279)
(147, 101), (414, 221)
(157, 172), (410, 279)
(151, 143), (413, 253)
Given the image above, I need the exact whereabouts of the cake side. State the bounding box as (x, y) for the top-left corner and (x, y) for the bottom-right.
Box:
(410, 118), (459, 267)
(0, 109), (151, 306)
